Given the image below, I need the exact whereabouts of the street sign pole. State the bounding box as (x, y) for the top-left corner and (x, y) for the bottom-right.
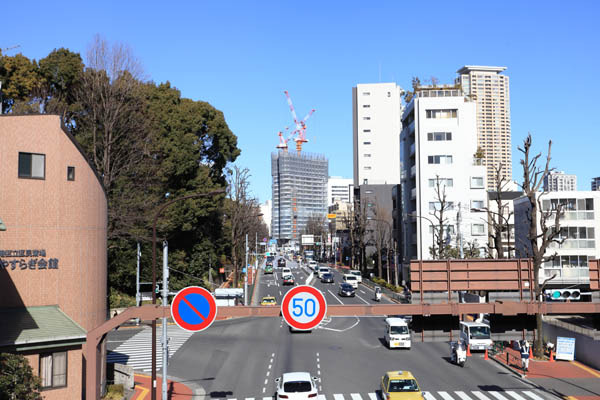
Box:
(244, 234), (248, 306)
(136, 242), (141, 325)
(162, 241), (169, 400)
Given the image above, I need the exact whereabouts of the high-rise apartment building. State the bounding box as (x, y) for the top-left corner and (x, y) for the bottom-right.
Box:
(271, 151), (328, 244)
(260, 200), (272, 235)
(401, 84), (488, 262)
(352, 83), (402, 187)
(327, 176), (353, 206)
(456, 66), (511, 189)
(592, 177), (600, 191)
(543, 171), (577, 192)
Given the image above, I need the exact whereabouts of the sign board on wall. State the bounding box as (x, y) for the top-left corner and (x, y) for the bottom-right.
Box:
(555, 336), (575, 361)
(301, 235), (314, 245)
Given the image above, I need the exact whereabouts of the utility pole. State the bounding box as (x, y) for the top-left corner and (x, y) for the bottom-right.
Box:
(136, 242), (141, 325)
(244, 234), (248, 306)
(161, 241), (169, 400)
(457, 202), (464, 259)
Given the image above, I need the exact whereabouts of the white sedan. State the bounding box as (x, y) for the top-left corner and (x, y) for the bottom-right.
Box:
(275, 372), (319, 400)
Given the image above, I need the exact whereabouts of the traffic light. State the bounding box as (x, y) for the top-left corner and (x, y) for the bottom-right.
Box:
(545, 289), (581, 301)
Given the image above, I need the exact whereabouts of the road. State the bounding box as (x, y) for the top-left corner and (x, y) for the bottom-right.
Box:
(161, 256), (553, 400)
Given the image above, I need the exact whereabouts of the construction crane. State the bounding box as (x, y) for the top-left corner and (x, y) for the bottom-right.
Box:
(283, 90), (315, 155)
(276, 126), (296, 152)
(1, 45), (21, 54)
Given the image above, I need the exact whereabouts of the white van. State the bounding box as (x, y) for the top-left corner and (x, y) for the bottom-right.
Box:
(308, 260), (318, 271)
(384, 317), (411, 349)
(349, 270), (362, 283)
(281, 267), (292, 276)
(343, 274), (358, 289)
(459, 321), (492, 351)
(318, 267), (330, 278)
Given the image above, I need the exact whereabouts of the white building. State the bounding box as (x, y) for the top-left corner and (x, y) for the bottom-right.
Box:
(327, 176), (353, 206)
(514, 191), (600, 290)
(543, 171), (577, 192)
(352, 83), (402, 187)
(401, 85), (488, 261)
(260, 200), (272, 236)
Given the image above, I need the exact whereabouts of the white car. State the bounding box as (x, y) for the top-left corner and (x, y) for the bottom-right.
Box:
(348, 269), (362, 283)
(343, 273), (359, 289)
(308, 261), (318, 271)
(275, 372), (319, 400)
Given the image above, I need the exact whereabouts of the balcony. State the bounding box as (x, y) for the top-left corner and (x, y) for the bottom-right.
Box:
(410, 143), (415, 156)
(410, 165), (416, 177)
(411, 188), (416, 200)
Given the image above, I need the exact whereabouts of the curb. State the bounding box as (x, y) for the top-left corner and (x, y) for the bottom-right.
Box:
(488, 353), (526, 379)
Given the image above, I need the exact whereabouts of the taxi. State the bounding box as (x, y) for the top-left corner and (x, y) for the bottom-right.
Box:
(260, 296), (277, 306)
(380, 371), (423, 400)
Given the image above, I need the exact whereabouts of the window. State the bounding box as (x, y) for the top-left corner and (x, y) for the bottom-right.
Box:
(429, 202), (454, 211)
(363, 129), (371, 133)
(67, 166), (75, 181)
(363, 142), (371, 145)
(428, 178), (453, 187)
(363, 116), (371, 120)
(18, 152), (45, 179)
(471, 200), (485, 210)
(40, 351), (67, 389)
(427, 132), (452, 141)
(363, 166), (372, 170)
(472, 224), (485, 235)
(471, 177), (484, 188)
(428, 155), (453, 164)
(364, 154), (371, 158)
(363, 104), (371, 108)
(426, 109), (457, 119)
(363, 92), (371, 96)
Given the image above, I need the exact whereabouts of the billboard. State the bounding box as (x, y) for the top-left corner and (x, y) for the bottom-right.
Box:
(301, 234), (314, 245)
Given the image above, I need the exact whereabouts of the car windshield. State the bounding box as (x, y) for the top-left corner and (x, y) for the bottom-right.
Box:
(341, 284), (353, 290)
(388, 379), (419, 392)
(351, 271), (360, 276)
(470, 326), (490, 339)
(345, 276), (357, 281)
(323, 274), (332, 278)
(390, 326), (409, 335)
(283, 381), (312, 392)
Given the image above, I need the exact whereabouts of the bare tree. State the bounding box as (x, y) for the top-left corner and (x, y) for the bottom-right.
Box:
(303, 214), (327, 258)
(339, 200), (369, 270)
(518, 134), (564, 357)
(429, 176), (453, 259)
(484, 163), (515, 258)
(371, 202), (392, 280)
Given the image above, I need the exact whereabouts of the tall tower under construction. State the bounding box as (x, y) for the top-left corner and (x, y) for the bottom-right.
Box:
(271, 151), (328, 244)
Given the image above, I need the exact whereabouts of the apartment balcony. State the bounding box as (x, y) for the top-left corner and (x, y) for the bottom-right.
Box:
(410, 188), (416, 200)
(542, 267), (589, 284)
(410, 143), (415, 156)
(410, 165), (416, 177)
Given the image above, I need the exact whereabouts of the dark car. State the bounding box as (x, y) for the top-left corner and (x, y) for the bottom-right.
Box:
(278, 258), (286, 268)
(338, 283), (355, 297)
(320, 273), (334, 283)
(282, 274), (295, 285)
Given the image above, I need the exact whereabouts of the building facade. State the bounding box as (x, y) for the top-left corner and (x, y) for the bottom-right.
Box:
(591, 177), (600, 191)
(327, 176), (353, 206)
(543, 171), (577, 192)
(260, 200), (272, 236)
(271, 151), (328, 244)
(0, 115), (108, 399)
(514, 191), (599, 291)
(400, 85), (488, 262)
(456, 66), (511, 190)
(352, 83), (402, 187)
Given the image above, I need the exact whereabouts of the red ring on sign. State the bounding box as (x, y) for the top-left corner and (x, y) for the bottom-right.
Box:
(171, 286), (217, 332)
(281, 285), (327, 330)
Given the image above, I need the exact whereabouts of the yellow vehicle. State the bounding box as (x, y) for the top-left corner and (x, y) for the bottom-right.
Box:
(380, 371), (423, 400)
(260, 296), (277, 306)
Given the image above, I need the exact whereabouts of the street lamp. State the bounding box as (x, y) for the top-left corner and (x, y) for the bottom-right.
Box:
(408, 213), (436, 260)
(151, 189), (225, 400)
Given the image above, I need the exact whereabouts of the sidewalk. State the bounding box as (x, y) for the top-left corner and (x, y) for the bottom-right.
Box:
(491, 346), (600, 399)
(131, 374), (193, 400)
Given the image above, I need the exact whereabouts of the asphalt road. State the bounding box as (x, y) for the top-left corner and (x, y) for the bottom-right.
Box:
(166, 256), (549, 399)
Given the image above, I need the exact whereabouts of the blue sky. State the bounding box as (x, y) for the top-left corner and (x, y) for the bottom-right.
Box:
(3, 1), (599, 202)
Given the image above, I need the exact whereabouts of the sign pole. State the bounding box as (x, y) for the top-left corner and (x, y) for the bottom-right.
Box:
(162, 241), (169, 400)
(244, 234), (248, 306)
(136, 242), (141, 325)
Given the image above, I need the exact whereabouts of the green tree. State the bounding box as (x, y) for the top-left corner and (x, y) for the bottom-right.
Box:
(0, 52), (42, 113)
(0, 353), (41, 400)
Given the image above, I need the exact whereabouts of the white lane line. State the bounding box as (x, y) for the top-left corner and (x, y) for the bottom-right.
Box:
(263, 397), (271, 400)
(488, 392), (511, 400)
(318, 396), (327, 400)
(246, 398), (255, 400)
(317, 370), (321, 375)
(368, 393), (378, 400)
(264, 379), (268, 385)
(334, 395), (345, 400)
(351, 394), (362, 400)
(317, 363), (320, 369)
(472, 391), (492, 400)
(423, 393), (437, 400)
(228, 398), (237, 400)
(456, 391), (473, 400)
(268, 364), (271, 369)
(327, 289), (344, 304)
(359, 290), (366, 294)
(505, 392), (528, 400)
(522, 392), (545, 400)
(439, 392), (455, 400)
(279, 290), (282, 295)
(271, 353), (275, 357)
(355, 294), (370, 304)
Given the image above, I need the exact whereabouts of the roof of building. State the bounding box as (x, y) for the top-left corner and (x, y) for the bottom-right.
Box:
(456, 65), (507, 74)
(0, 305), (86, 350)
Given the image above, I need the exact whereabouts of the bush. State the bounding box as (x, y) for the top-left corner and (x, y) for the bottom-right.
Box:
(109, 287), (136, 308)
(103, 384), (124, 400)
(371, 277), (403, 293)
(0, 353), (41, 400)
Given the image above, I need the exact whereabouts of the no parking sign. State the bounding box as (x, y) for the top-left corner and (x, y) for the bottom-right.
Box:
(281, 285), (327, 331)
(171, 286), (217, 332)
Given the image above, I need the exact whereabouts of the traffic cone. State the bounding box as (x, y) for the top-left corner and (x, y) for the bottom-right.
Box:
(466, 344), (472, 357)
(484, 348), (489, 360)
(529, 346), (533, 358)
(549, 350), (554, 362)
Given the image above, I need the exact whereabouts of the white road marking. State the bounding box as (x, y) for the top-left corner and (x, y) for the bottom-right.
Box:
(327, 289), (344, 304)
(505, 392), (528, 400)
(264, 379), (268, 385)
(318, 395), (327, 400)
(271, 353), (275, 357)
(334, 395), (345, 400)
(317, 363), (320, 369)
(317, 370), (321, 375)
(279, 290), (282, 295)
(316, 352), (319, 356)
(262, 388), (265, 393)
(472, 391), (492, 400)
(246, 398), (255, 400)
(488, 392), (511, 400)
(423, 392), (437, 400)
(359, 290), (366, 294)
(456, 391), (474, 400)
(355, 294), (370, 304)
(522, 392), (545, 400)
(268, 364), (271, 369)
(319, 316), (360, 332)
(351, 394), (362, 400)
(368, 393), (378, 400)
(439, 391), (456, 400)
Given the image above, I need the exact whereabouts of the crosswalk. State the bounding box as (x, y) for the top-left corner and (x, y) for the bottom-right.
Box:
(217, 390), (551, 400)
(107, 325), (194, 371)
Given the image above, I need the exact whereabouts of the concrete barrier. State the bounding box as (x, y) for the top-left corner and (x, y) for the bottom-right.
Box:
(542, 318), (600, 370)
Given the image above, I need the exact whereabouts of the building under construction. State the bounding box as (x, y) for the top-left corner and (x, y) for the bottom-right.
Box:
(271, 151), (328, 244)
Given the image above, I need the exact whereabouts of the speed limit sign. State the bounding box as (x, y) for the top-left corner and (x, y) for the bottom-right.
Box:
(281, 285), (327, 331)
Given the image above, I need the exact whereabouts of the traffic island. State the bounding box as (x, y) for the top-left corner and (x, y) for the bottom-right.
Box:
(132, 373), (194, 400)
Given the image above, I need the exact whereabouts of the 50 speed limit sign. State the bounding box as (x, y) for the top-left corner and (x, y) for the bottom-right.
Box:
(281, 285), (327, 330)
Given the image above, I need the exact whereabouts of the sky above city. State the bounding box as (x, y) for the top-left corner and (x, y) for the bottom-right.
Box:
(3, 1), (599, 202)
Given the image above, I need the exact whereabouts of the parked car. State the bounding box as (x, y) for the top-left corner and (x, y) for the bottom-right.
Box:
(338, 283), (356, 297)
(275, 372), (319, 400)
(320, 273), (334, 283)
